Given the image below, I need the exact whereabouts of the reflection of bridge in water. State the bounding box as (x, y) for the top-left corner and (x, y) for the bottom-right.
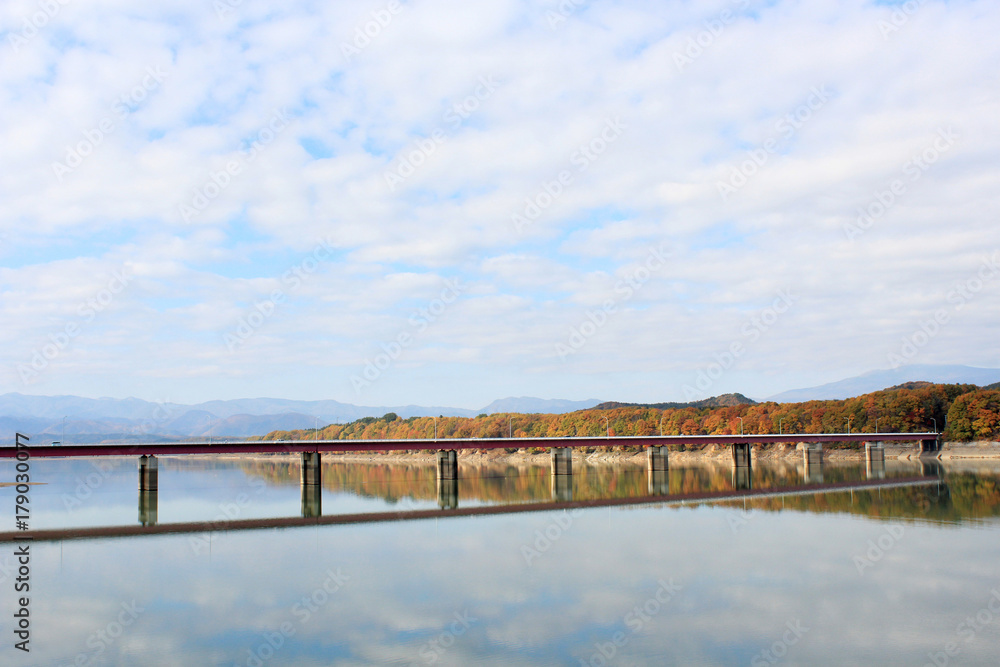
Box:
(1, 432), (943, 526)
(0, 476), (940, 544)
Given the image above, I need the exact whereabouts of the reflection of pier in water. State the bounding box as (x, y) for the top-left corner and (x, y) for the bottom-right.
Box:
(3, 432), (945, 526)
(130, 445), (958, 525)
(1, 476), (942, 544)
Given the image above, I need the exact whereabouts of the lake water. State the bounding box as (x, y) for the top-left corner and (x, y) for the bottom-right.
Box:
(2, 455), (1000, 666)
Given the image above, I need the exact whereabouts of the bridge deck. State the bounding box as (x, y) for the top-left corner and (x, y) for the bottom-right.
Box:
(0, 432), (939, 458)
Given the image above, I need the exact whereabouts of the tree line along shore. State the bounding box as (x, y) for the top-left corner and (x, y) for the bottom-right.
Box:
(256, 382), (1000, 446)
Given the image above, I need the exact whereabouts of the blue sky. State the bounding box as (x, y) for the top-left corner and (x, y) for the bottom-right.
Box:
(1, 0), (998, 408)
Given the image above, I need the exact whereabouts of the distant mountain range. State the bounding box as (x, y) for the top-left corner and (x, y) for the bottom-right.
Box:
(3, 364), (997, 443)
(0, 394), (602, 443)
(766, 364), (1000, 402)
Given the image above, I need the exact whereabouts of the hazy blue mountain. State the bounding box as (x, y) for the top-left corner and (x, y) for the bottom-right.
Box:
(0, 393), (603, 440)
(203, 413), (318, 437)
(766, 365), (1000, 402)
(0, 393), (183, 420)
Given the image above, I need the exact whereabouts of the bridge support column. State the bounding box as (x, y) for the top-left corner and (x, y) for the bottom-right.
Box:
(300, 452), (322, 518)
(437, 477), (458, 509)
(919, 438), (940, 456)
(803, 443), (823, 466)
(865, 442), (885, 480)
(551, 473), (573, 502)
(138, 455), (158, 491)
(437, 450), (458, 480)
(550, 447), (572, 476)
(648, 469), (669, 496)
(647, 446), (669, 472)
(301, 452), (322, 486)
(731, 442), (751, 468)
(802, 444), (824, 483)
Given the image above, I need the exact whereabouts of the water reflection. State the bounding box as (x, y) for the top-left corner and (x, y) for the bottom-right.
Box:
(2, 457), (1000, 666)
(6, 456), (1000, 537)
(138, 488), (157, 526)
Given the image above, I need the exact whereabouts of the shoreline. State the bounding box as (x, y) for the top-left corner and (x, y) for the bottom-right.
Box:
(28, 440), (997, 466)
(201, 440), (1000, 466)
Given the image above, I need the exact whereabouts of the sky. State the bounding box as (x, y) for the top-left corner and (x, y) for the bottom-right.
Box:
(0, 0), (998, 409)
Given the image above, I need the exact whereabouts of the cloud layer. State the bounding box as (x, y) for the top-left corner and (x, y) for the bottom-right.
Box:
(1, 0), (998, 406)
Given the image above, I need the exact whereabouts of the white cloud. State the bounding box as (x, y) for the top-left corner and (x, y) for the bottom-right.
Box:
(1, 0), (999, 405)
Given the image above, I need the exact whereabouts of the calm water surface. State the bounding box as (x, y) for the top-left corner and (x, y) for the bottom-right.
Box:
(2, 455), (1000, 666)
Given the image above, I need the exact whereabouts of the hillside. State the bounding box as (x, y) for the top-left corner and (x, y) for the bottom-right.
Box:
(260, 383), (1000, 443)
(594, 393), (756, 411)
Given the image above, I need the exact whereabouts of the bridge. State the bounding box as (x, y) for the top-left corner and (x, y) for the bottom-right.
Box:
(0, 431), (943, 458)
(2, 431), (938, 527)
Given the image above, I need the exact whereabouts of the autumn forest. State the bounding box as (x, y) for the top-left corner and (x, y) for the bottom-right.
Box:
(259, 382), (1000, 444)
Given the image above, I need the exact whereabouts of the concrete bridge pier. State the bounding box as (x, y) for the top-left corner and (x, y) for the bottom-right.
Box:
(647, 446), (669, 472)
(802, 444), (823, 483)
(437, 477), (459, 509)
(648, 468), (669, 496)
(550, 447), (572, 476)
(865, 442), (886, 480)
(138, 454), (158, 491)
(437, 450), (458, 480)
(300, 452), (322, 486)
(300, 452), (322, 517)
(731, 442), (751, 468)
(551, 473), (573, 502)
(919, 438), (941, 456)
